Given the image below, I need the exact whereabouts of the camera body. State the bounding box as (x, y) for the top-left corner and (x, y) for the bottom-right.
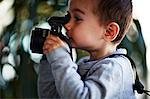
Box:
(30, 28), (50, 53)
(30, 12), (70, 54)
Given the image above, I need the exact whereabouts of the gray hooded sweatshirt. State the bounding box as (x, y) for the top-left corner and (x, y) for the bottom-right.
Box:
(38, 47), (136, 99)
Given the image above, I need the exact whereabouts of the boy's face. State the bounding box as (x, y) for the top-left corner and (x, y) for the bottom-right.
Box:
(65, 0), (106, 51)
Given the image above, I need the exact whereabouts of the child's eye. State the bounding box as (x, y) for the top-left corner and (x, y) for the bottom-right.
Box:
(74, 16), (82, 22)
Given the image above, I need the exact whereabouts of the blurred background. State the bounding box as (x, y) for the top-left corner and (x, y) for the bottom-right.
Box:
(0, 0), (150, 99)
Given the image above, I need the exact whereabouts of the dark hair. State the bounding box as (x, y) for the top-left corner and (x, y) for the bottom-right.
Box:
(94, 0), (133, 43)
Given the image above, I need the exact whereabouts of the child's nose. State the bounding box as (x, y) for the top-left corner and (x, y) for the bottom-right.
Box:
(64, 21), (72, 31)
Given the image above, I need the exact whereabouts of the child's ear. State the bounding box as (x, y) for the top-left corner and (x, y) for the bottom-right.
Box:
(104, 22), (120, 41)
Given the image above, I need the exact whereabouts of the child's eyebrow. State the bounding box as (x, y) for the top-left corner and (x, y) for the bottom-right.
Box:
(72, 8), (85, 15)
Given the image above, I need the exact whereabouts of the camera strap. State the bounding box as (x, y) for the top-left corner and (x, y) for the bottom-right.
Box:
(108, 54), (150, 96)
(57, 33), (73, 60)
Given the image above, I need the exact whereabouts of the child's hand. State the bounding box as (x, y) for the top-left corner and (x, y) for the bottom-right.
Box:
(43, 34), (65, 54)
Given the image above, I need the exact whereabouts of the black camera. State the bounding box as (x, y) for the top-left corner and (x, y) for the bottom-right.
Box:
(30, 12), (71, 54)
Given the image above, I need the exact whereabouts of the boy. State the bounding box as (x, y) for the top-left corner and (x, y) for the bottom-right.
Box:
(38, 0), (135, 98)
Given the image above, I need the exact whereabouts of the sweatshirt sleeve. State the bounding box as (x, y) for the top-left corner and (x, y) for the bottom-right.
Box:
(46, 47), (84, 98)
(38, 58), (60, 98)
(46, 47), (124, 99)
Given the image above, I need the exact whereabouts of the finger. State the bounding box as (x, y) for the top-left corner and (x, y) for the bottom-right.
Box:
(46, 33), (52, 39)
(44, 38), (55, 45)
(46, 34), (59, 42)
(43, 43), (59, 54)
(43, 44), (52, 54)
(43, 39), (60, 54)
(43, 34), (65, 54)
(46, 35), (65, 47)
